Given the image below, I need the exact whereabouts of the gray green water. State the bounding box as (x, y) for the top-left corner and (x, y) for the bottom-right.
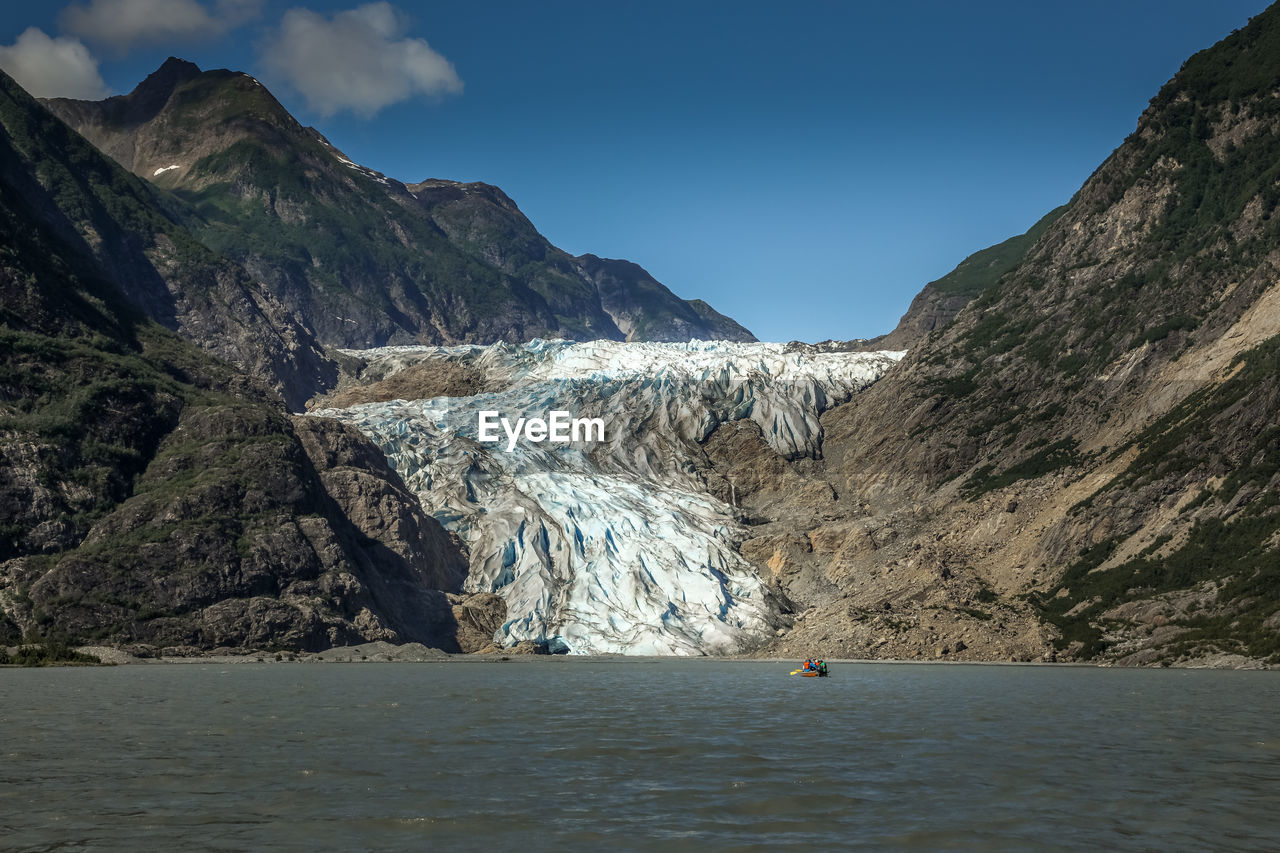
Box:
(2, 660), (1278, 851)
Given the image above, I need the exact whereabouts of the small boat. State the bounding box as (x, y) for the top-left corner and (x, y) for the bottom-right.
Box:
(791, 660), (829, 677)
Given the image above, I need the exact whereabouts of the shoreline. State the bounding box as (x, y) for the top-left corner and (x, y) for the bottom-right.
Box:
(47, 642), (1273, 670)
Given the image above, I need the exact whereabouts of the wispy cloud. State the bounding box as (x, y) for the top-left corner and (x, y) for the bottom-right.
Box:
(259, 2), (462, 118)
(0, 27), (109, 99)
(60, 0), (263, 53)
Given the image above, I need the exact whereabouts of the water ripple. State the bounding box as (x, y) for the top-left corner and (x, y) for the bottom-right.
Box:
(1, 662), (1278, 851)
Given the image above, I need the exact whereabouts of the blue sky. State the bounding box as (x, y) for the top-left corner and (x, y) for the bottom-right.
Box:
(0, 1), (1271, 342)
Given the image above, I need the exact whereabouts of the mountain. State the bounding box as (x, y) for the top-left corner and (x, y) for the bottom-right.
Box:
(9, 4), (1280, 664)
(719, 5), (1280, 666)
(0, 69), (333, 411)
(0, 68), (468, 653)
(43, 58), (755, 350)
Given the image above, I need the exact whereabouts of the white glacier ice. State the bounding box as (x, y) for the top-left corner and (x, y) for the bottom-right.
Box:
(313, 339), (903, 655)
(152, 164), (180, 176)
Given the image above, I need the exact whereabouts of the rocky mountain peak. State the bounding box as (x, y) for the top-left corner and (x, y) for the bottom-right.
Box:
(131, 56), (202, 105)
(42, 57), (300, 185)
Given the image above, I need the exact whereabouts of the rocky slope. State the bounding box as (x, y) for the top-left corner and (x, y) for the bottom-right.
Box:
(0, 73), (468, 653)
(724, 6), (1280, 666)
(44, 59), (754, 350)
(573, 254), (755, 342)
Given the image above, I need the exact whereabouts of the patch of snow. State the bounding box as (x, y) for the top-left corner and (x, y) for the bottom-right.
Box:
(153, 164), (180, 176)
(329, 151), (393, 186)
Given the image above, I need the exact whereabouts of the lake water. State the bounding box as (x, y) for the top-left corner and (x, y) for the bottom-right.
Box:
(2, 661), (1278, 851)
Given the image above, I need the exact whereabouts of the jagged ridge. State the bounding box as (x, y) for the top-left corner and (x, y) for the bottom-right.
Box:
(43, 59), (755, 350)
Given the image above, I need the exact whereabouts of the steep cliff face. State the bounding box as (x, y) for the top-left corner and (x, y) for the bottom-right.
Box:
(872, 284), (972, 352)
(0, 76), (466, 653)
(44, 59), (753, 349)
(727, 6), (1280, 666)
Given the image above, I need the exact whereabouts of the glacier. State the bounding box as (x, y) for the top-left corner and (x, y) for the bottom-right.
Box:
(312, 339), (903, 655)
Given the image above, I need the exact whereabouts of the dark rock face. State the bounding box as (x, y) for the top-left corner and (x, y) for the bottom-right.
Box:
(43, 61), (754, 350)
(448, 592), (507, 653)
(686, 299), (757, 342)
(291, 415), (468, 595)
(7, 404), (467, 652)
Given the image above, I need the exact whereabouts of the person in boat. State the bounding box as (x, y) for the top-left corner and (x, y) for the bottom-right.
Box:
(802, 658), (817, 673)
(817, 660), (828, 676)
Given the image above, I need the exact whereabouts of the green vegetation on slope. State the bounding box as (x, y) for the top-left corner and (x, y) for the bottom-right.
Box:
(3, 68), (336, 409)
(1035, 334), (1280, 661)
(0, 630), (105, 665)
(0, 125), (240, 558)
(961, 439), (1080, 499)
(0, 71), (224, 302)
(878, 5), (1280, 665)
(928, 204), (1069, 299)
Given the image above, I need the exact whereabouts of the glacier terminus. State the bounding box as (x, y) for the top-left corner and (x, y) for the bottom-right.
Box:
(313, 340), (903, 655)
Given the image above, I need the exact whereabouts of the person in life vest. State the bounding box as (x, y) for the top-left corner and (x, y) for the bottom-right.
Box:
(803, 658), (814, 672)
(817, 660), (828, 676)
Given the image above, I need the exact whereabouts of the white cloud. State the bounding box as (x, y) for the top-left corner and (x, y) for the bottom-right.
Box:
(60, 0), (263, 52)
(214, 0), (265, 28)
(260, 3), (462, 118)
(0, 27), (109, 99)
